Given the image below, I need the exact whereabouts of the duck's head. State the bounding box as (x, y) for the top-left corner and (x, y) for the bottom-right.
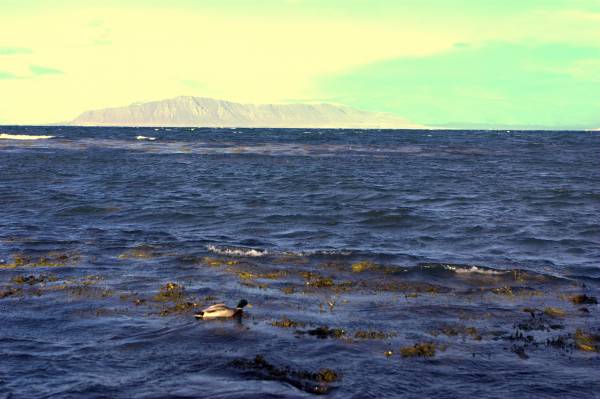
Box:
(237, 299), (249, 309)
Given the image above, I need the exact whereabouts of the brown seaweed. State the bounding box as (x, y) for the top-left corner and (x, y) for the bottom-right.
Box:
(298, 326), (345, 339)
(230, 355), (340, 395)
(271, 318), (306, 328)
(399, 343), (437, 358)
(569, 294), (598, 305)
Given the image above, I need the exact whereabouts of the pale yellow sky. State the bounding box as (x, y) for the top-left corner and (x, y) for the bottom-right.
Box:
(0, 5), (460, 124)
(2, 1), (600, 127)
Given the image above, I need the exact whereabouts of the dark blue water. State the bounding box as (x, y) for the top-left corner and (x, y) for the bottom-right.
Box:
(1, 127), (599, 398)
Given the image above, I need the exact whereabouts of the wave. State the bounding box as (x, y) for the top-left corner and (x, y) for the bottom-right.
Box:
(206, 245), (366, 259)
(0, 133), (55, 140)
(441, 264), (509, 275)
(279, 249), (357, 258)
(207, 245), (268, 257)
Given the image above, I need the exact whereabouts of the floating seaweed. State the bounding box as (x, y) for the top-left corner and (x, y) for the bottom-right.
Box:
(354, 330), (397, 340)
(574, 329), (598, 352)
(150, 282), (201, 316)
(298, 326), (345, 339)
(159, 301), (199, 316)
(569, 294), (598, 305)
(515, 313), (563, 333)
(153, 282), (186, 302)
(0, 254), (29, 269)
(307, 276), (334, 288)
(275, 255), (309, 265)
(376, 280), (447, 295)
(544, 307), (566, 318)
(66, 285), (114, 299)
(280, 286), (295, 295)
(0, 287), (23, 299)
(118, 245), (157, 260)
(351, 261), (376, 273)
(399, 343), (437, 358)
(546, 334), (571, 351)
(241, 281), (269, 290)
(271, 318), (306, 328)
(235, 269), (286, 281)
(491, 286), (514, 296)
(302, 274), (355, 293)
(0, 252), (80, 269)
(201, 257), (238, 267)
(230, 355), (340, 395)
(11, 274), (57, 285)
(507, 329), (535, 343)
(512, 345), (529, 360)
(300, 271), (319, 280)
(489, 286), (542, 298)
(431, 324), (482, 340)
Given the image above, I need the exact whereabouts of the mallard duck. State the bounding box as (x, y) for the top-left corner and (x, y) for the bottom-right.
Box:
(195, 299), (248, 319)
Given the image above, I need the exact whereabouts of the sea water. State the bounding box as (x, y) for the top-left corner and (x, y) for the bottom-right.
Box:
(1, 127), (599, 397)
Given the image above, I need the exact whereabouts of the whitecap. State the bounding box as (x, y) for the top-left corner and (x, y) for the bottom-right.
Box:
(207, 244), (268, 257)
(136, 135), (156, 141)
(284, 249), (354, 257)
(0, 133), (54, 140)
(444, 265), (508, 275)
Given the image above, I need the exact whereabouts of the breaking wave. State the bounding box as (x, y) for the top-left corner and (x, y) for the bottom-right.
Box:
(0, 133), (54, 140)
(207, 245), (268, 257)
(442, 264), (509, 275)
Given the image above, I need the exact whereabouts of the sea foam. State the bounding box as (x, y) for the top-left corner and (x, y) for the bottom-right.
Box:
(207, 245), (268, 257)
(443, 264), (508, 275)
(0, 133), (54, 140)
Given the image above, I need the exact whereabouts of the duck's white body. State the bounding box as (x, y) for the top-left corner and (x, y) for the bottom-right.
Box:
(195, 302), (244, 319)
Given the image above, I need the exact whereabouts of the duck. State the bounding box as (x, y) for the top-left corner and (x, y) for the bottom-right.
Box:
(194, 299), (248, 319)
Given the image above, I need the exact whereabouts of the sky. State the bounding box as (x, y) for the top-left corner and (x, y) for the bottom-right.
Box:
(1, 0), (600, 128)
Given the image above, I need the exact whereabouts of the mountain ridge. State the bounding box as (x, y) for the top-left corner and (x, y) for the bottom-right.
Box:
(69, 96), (424, 129)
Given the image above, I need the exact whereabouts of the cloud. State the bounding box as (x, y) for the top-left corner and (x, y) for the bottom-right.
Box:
(29, 65), (63, 75)
(0, 47), (32, 55)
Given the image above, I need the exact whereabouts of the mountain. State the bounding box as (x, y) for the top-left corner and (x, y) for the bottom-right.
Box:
(69, 96), (423, 129)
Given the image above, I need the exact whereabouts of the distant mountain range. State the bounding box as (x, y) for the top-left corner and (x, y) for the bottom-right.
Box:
(69, 96), (423, 129)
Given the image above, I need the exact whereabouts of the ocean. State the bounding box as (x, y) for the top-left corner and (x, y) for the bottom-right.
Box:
(1, 126), (599, 398)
